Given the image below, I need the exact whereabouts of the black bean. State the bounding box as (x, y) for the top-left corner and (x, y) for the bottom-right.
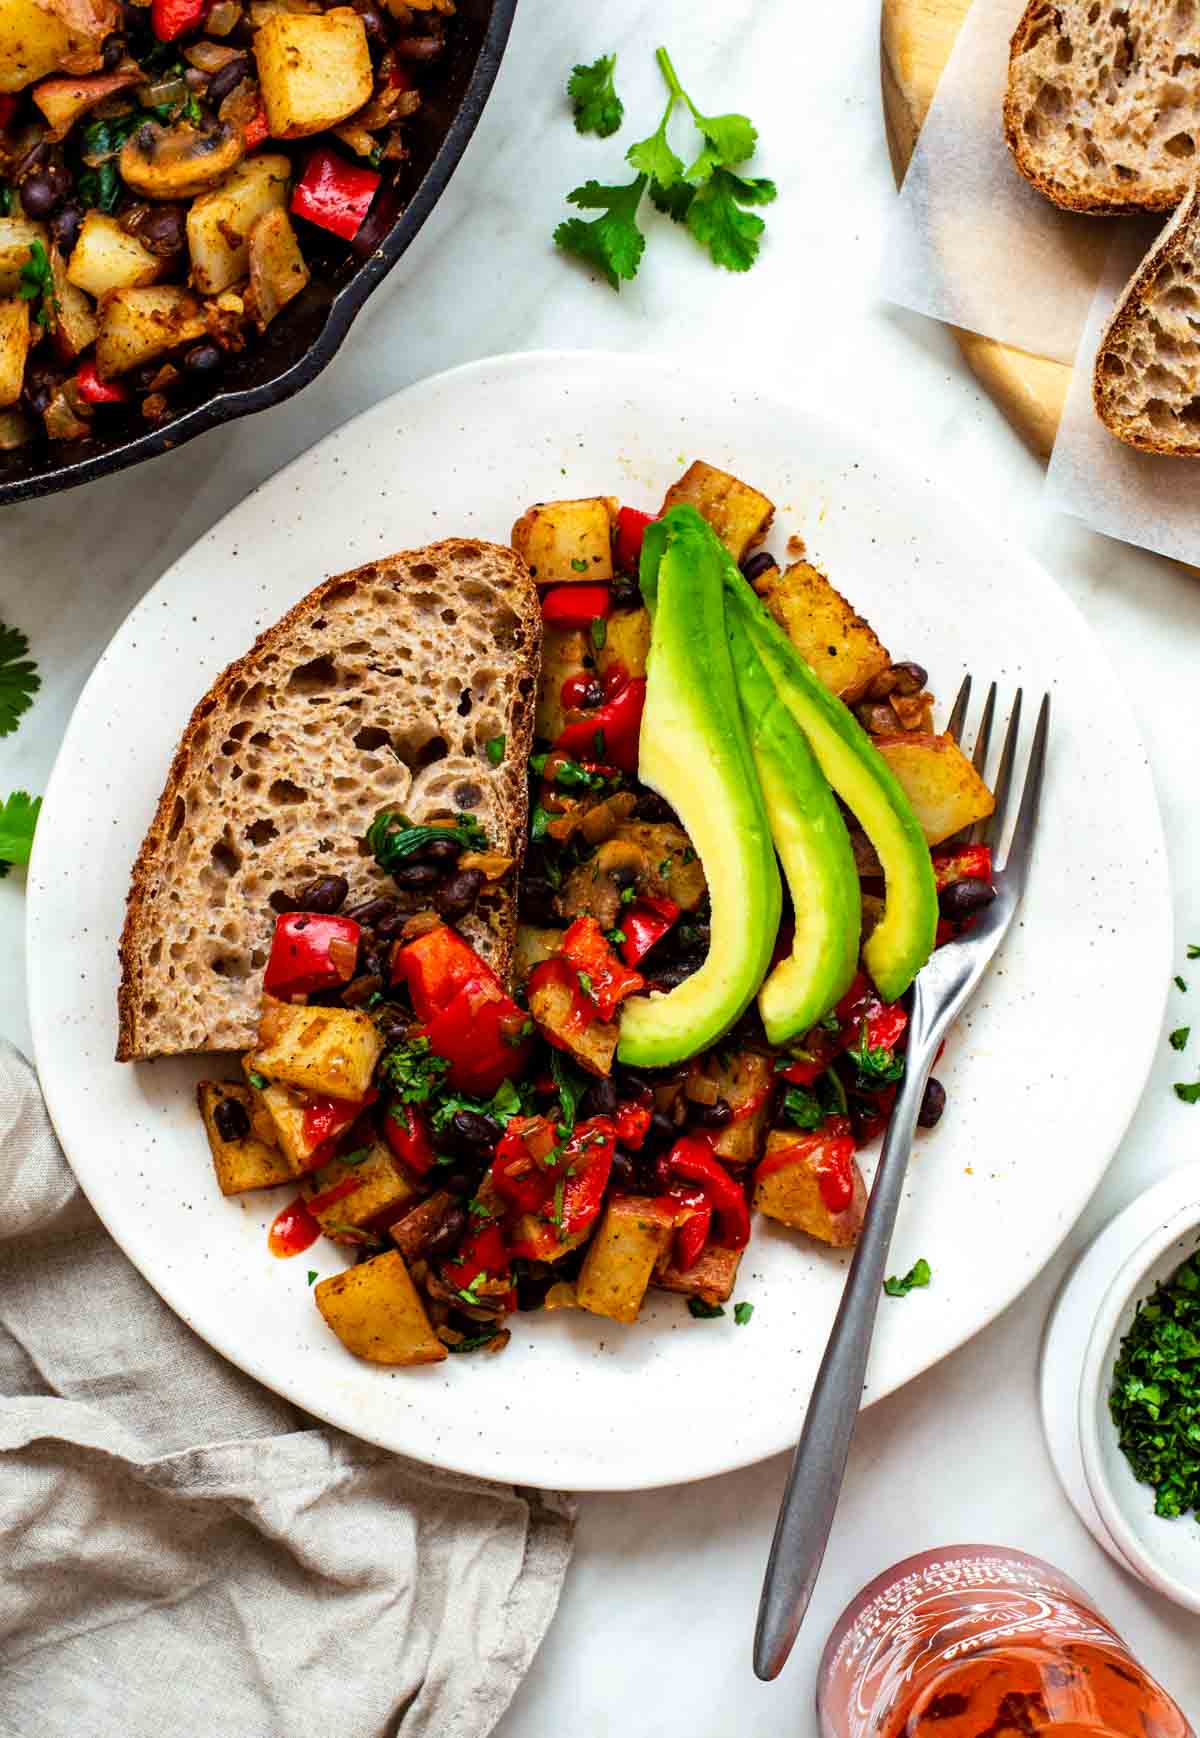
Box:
(391, 862), (441, 890)
(918, 1077), (946, 1129)
(439, 1169), (474, 1197)
(645, 960), (699, 992)
(449, 1109), (501, 1158)
(206, 54), (250, 105)
(690, 1097), (732, 1129)
(183, 341), (223, 376)
(102, 31), (126, 66)
(571, 678), (605, 710)
(213, 1095), (251, 1141)
(609, 1148), (637, 1191)
(360, 945), (385, 982)
(740, 550), (779, 583)
(643, 1111), (678, 1154)
(20, 170), (60, 218)
(139, 203), (187, 256)
(610, 579), (641, 610)
(295, 873), (349, 914)
(353, 1), (385, 41)
(345, 895), (399, 928)
(422, 836), (463, 864)
(49, 202), (83, 254)
(22, 365), (56, 419)
(579, 1076), (618, 1119)
(393, 29), (443, 57)
(435, 868), (484, 921)
(268, 889), (298, 914)
(374, 909), (413, 941)
(129, 360), (165, 393)
(891, 660), (928, 696)
(938, 878), (995, 923)
(518, 877), (559, 925)
(424, 1206), (467, 1261)
(373, 1003), (414, 1044)
(516, 1269), (555, 1312)
(632, 791), (679, 824)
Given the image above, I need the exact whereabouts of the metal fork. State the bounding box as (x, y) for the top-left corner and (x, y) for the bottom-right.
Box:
(753, 679), (1050, 1681)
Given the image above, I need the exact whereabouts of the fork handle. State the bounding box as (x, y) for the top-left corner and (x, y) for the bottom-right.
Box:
(752, 984), (944, 1681)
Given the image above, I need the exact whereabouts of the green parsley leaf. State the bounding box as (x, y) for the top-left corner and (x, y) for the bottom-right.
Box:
(570, 557), (590, 572)
(1110, 1250), (1200, 1521)
(884, 1258), (932, 1298)
(0, 623), (39, 738)
(366, 809), (487, 875)
(546, 757), (605, 792)
(850, 1021), (905, 1087)
(1188, 945), (1200, 959)
(683, 168), (776, 272)
(549, 1048), (587, 1131)
(734, 1300), (754, 1326)
(378, 1036), (450, 1105)
(590, 616), (607, 651)
(1176, 976), (1188, 993)
(429, 1074), (535, 1138)
(1170, 1028), (1191, 1052)
(568, 53), (624, 138)
(1175, 1081), (1200, 1105)
(248, 1071), (268, 1090)
(782, 1085), (824, 1131)
(486, 734), (506, 767)
(619, 884), (636, 905)
(688, 1297), (726, 1319)
(18, 238), (56, 330)
(0, 791), (41, 877)
(307, 1270), (318, 1285)
(554, 174), (648, 291)
(606, 927), (626, 946)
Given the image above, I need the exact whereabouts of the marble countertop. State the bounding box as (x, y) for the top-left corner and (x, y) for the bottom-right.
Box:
(4, 0), (1200, 1729)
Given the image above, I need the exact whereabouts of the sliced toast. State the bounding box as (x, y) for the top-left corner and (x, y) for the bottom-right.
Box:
(1094, 184), (1200, 453)
(1005, 1), (1200, 215)
(117, 540), (540, 1060)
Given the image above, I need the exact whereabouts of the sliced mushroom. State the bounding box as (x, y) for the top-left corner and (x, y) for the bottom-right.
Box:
(119, 119), (244, 200)
(560, 838), (655, 931)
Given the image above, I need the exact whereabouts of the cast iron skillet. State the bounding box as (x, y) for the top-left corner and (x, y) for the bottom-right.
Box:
(0, 0), (517, 507)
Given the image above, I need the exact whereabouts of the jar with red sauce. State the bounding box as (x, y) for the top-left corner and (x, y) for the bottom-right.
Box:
(817, 1545), (1193, 1738)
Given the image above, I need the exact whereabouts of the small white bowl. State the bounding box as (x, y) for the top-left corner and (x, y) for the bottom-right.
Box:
(1079, 1203), (1200, 1613)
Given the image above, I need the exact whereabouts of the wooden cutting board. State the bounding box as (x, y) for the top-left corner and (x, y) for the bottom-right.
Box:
(881, 0), (1070, 457)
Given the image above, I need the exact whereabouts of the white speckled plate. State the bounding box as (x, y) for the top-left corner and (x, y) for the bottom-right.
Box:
(26, 351), (1170, 1491)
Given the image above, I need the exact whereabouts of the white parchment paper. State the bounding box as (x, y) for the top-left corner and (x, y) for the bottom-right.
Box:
(879, 0), (1112, 363)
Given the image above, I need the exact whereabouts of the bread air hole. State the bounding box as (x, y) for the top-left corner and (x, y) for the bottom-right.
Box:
(288, 655), (338, 693)
(268, 778), (307, 806)
(353, 725), (391, 752)
(1164, 132), (1196, 159)
(245, 818), (278, 847)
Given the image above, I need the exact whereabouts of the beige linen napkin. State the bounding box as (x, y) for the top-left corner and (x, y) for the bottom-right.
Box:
(0, 1039), (573, 1738)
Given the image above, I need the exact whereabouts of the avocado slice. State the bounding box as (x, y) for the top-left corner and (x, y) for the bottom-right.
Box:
(724, 594), (862, 1043)
(617, 506), (781, 1068)
(723, 577), (938, 1004)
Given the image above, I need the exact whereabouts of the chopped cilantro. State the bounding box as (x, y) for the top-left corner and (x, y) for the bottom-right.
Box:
(1110, 1250), (1200, 1520)
(549, 1048), (587, 1131)
(1176, 976), (1188, 993)
(570, 557), (591, 572)
(850, 1021), (905, 1087)
(576, 969), (595, 1001)
(1170, 1028), (1191, 1053)
(1175, 1081), (1200, 1105)
(619, 884), (636, 905)
(551, 1176), (566, 1229)
(430, 1074), (535, 1138)
(606, 927), (626, 946)
(366, 809), (486, 875)
(0, 791), (41, 878)
(546, 757), (605, 792)
(681, 846), (697, 865)
(781, 1085), (824, 1131)
(486, 734), (506, 766)
(734, 1300), (754, 1326)
(18, 238), (56, 330)
(884, 1258), (931, 1298)
(590, 616), (607, 651)
(248, 1071), (268, 1090)
(531, 805), (550, 841)
(307, 1270), (318, 1285)
(446, 1328), (504, 1353)
(0, 622), (39, 738)
(688, 1298), (726, 1319)
(554, 174), (648, 290)
(568, 52), (624, 138)
(657, 856), (672, 877)
(337, 1147), (372, 1167)
(1189, 945), (1200, 959)
(378, 1036), (450, 1104)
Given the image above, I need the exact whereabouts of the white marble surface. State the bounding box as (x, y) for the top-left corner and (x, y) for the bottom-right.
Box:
(3, 0), (1200, 1730)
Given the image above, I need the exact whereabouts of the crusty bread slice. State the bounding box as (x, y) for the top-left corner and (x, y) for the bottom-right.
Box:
(117, 540), (541, 1061)
(1093, 184), (1200, 453)
(1005, 0), (1200, 214)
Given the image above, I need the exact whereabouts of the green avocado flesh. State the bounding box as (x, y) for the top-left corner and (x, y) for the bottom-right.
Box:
(723, 591), (861, 1043)
(723, 578), (938, 1004)
(617, 507), (782, 1068)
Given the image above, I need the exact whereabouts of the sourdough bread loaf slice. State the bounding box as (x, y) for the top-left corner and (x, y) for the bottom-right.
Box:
(117, 540), (540, 1060)
(1093, 184), (1200, 452)
(1005, 1), (1200, 214)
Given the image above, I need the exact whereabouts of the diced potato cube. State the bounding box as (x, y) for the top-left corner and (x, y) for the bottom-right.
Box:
(0, 407), (33, 449)
(94, 285), (206, 377)
(661, 460), (774, 562)
(656, 1242), (742, 1305)
(187, 153), (291, 295)
(512, 924), (562, 989)
(688, 1048), (773, 1164)
(49, 243), (96, 362)
(753, 560), (890, 703)
(528, 969), (617, 1077)
(535, 623), (589, 740)
(0, 298), (30, 409)
(597, 606), (650, 682)
(253, 9), (373, 139)
(255, 1001), (384, 1099)
(246, 204), (309, 329)
(511, 497), (617, 584)
(67, 213), (162, 300)
(242, 1054), (329, 1173)
(577, 1196), (675, 1324)
(753, 1129), (866, 1247)
(0, 0), (74, 92)
(0, 216), (46, 294)
(199, 1081), (294, 1194)
(33, 67), (142, 136)
(315, 1249), (446, 1365)
(303, 1140), (415, 1242)
(873, 732), (995, 847)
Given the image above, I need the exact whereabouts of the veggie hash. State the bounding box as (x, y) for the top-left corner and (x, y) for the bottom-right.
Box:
(0, 0), (453, 449)
(198, 458), (998, 1367)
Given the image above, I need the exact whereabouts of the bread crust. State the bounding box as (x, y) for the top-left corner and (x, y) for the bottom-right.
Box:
(117, 540), (541, 1061)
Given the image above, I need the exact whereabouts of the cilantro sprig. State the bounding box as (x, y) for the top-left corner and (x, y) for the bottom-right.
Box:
(378, 1036), (450, 1104)
(568, 54), (624, 138)
(884, 1258), (931, 1299)
(17, 239), (56, 331)
(555, 45), (776, 289)
(366, 809), (486, 875)
(0, 624), (39, 738)
(0, 792), (41, 879)
(1111, 1251), (1200, 1520)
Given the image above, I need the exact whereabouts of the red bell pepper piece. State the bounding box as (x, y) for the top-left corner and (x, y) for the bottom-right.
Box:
(492, 1115), (559, 1213)
(932, 842), (993, 892)
(503, 1117), (617, 1256)
(541, 584), (612, 628)
(394, 923), (498, 1022)
(669, 1185), (712, 1272)
(618, 895), (680, 966)
(421, 975), (531, 1096)
(528, 957), (597, 1044)
(290, 146), (380, 241)
(76, 358), (128, 404)
(262, 912), (361, 1000)
(383, 1102), (437, 1175)
(614, 1097), (652, 1148)
(665, 1136), (750, 1250)
(614, 506), (655, 574)
(777, 973), (907, 1085)
(555, 675), (646, 775)
(150, 0), (206, 39)
(755, 1122), (858, 1214)
(441, 1220), (514, 1311)
(302, 1086), (376, 1150)
(241, 103), (269, 151)
(559, 916), (644, 1021)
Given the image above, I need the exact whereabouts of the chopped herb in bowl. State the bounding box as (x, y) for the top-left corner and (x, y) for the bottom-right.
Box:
(1110, 1250), (1200, 1521)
